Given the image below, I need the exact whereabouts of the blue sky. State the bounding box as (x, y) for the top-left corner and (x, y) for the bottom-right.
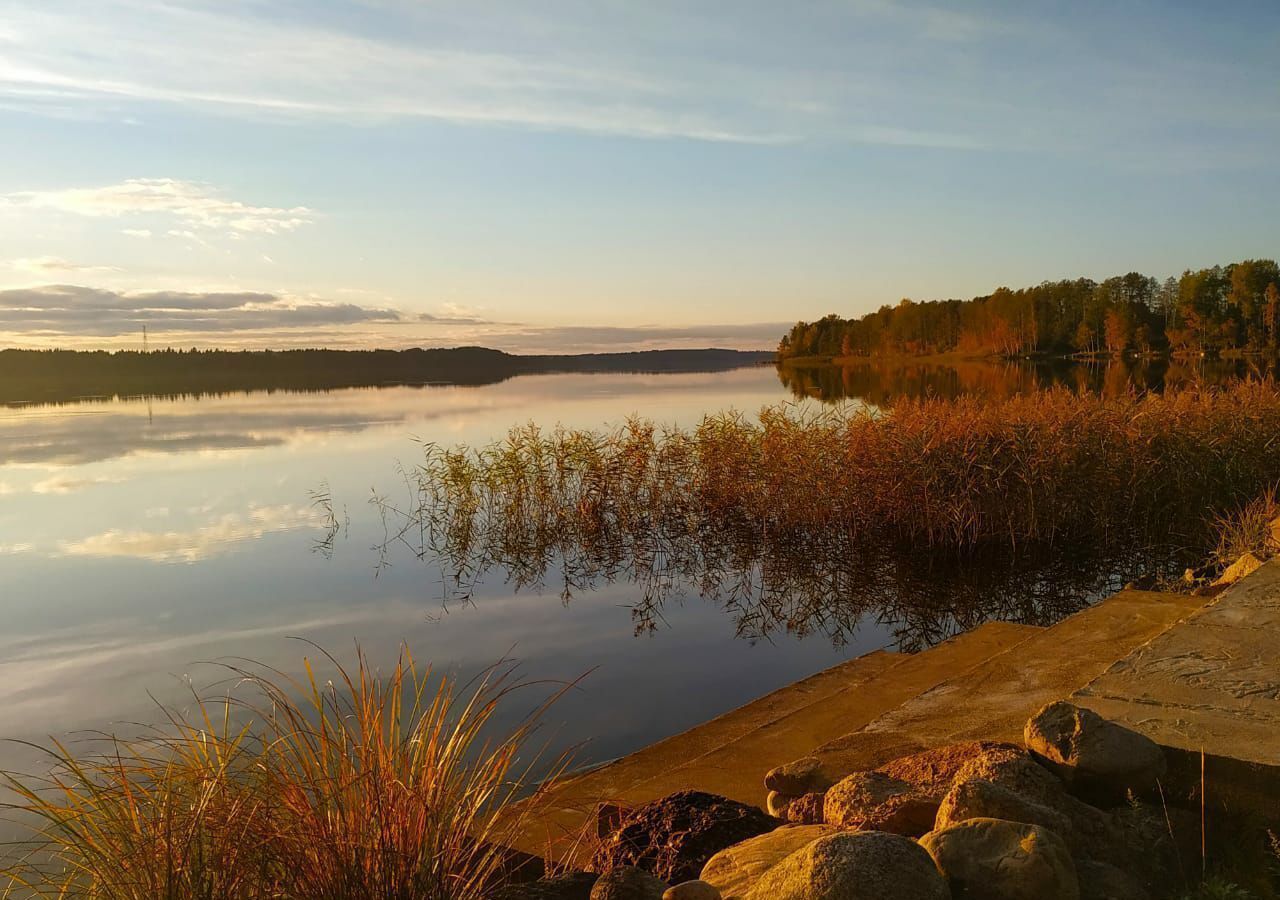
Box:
(0, 0), (1276, 351)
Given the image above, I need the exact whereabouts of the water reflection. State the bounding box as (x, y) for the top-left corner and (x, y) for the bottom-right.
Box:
(776, 356), (1277, 404)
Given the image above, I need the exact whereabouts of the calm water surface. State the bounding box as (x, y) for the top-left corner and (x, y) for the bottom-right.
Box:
(0, 367), (871, 774)
(0, 359), (1236, 774)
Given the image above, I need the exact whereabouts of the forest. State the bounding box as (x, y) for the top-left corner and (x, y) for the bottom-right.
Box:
(778, 259), (1280, 360)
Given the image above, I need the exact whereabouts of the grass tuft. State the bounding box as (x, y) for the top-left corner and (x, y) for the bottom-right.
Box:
(0, 647), (569, 900)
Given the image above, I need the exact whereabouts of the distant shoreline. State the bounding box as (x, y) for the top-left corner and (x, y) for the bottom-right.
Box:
(0, 346), (777, 406)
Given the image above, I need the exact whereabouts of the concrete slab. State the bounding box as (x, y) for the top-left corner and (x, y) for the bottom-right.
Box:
(1073, 560), (1280, 814)
(803, 590), (1204, 780)
(513, 620), (1039, 858)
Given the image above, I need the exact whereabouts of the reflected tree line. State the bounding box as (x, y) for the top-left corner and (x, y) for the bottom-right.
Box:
(775, 355), (1278, 405)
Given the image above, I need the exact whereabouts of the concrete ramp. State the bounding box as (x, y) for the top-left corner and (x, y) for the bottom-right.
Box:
(798, 589), (1204, 782)
(1073, 560), (1280, 815)
(514, 620), (1038, 858)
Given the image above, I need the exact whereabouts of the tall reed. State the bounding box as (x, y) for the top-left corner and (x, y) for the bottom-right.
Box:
(370, 382), (1280, 646)
(1, 648), (568, 900)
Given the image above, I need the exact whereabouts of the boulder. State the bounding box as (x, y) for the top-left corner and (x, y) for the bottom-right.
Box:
(1213, 551), (1264, 587)
(1024, 701), (1166, 801)
(591, 867), (669, 900)
(1075, 861), (1150, 900)
(765, 791), (787, 818)
(951, 747), (1065, 807)
(493, 872), (600, 900)
(593, 791), (781, 884)
(780, 792), (825, 825)
(663, 881), (722, 900)
(878, 741), (1024, 799)
(744, 831), (949, 900)
(920, 817), (1079, 900)
(934, 778), (1074, 839)
(700, 824), (837, 900)
(765, 756), (832, 795)
(822, 771), (938, 836)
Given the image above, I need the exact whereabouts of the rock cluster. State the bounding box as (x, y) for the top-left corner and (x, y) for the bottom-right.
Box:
(564, 701), (1182, 900)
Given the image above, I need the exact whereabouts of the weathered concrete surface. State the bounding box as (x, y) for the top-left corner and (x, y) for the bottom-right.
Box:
(1073, 559), (1280, 815)
(513, 621), (1039, 859)
(800, 590), (1204, 782)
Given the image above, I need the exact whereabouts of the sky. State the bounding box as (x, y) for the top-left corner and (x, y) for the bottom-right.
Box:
(0, 0), (1277, 352)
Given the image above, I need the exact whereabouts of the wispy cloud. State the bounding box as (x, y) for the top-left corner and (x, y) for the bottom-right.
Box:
(6, 256), (124, 276)
(7, 179), (313, 235)
(0, 1), (994, 148)
(0, 284), (403, 335)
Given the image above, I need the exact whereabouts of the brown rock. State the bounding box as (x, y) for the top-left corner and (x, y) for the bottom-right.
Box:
(591, 867), (669, 900)
(1213, 551), (1264, 587)
(745, 831), (949, 900)
(822, 771), (938, 836)
(878, 740), (1023, 798)
(920, 817), (1079, 900)
(663, 881), (721, 900)
(934, 778), (1074, 839)
(780, 792), (826, 825)
(593, 791), (780, 884)
(700, 825), (838, 900)
(1025, 701), (1167, 801)
(764, 756), (832, 795)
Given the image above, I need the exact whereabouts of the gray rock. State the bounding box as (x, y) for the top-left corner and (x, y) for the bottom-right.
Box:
(1024, 701), (1166, 801)
(663, 881), (722, 900)
(920, 817), (1079, 900)
(700, 824), (837, 900)
(1075, 860), (1151, 900)
(823, 771), (937, 836)
(765, 756), (832, 795)
(744, 831), (949, 900)
(591, 866), (669, 900)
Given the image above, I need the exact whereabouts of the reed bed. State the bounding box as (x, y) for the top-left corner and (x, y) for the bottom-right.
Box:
(374, 382), (1280, 645)
(0, 649), (568, 900)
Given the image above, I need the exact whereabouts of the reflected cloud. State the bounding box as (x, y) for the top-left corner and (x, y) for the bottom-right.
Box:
(32, 474), (125, 494)
(57, 504), (322, 563)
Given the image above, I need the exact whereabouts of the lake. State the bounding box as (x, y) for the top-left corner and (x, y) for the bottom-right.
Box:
(0, 358), (1240, 776)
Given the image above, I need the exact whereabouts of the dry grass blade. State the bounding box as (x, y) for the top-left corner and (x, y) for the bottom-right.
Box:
(0, 647), (573, 900)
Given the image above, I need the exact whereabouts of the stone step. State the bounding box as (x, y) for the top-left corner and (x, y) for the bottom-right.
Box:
(514, 620), (1040, 858)
(796, 590), (1205, 784)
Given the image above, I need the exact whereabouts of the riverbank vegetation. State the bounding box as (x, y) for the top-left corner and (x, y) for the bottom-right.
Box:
(778, 259), (1280, 360)
(0, 650), (566, 899)
(371, 381), (1280, 648)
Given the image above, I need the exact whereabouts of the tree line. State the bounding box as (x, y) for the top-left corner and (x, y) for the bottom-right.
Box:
(778, 259), (1280, 360)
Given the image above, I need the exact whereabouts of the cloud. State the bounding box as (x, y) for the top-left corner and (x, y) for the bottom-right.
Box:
(0, 1), (1002, 148)
(58, 504), (322, 563)
(7, 256), (124, 276)
(121, 228), (151, 238)
(8, 178), (313, 235)
(0, 284), (402, 335)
